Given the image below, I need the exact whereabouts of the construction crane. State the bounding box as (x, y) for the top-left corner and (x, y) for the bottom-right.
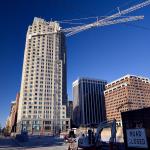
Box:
(62, 0), (150, 36)
(28, 0), (150, 135)
(52, 0), (150, 135)
(29, 0), (150, 38)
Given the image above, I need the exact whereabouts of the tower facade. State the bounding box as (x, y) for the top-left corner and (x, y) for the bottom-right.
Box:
(73, 77), (107, 127)
(17, 17), (70, 133)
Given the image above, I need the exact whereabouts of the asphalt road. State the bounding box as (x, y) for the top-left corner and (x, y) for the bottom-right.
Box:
(0, 136), (23, 150)
(0, 136), (77, 150)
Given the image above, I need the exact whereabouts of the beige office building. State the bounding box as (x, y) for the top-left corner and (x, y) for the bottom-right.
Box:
(17, 17), (70, 133)
(104, 74), (150, 124)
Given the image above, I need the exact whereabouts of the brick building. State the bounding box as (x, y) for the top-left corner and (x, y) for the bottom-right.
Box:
(104, 74), (150, 124)
(6, 93), (20, 133)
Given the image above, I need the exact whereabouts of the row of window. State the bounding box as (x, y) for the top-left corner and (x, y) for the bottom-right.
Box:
(23, 97), (62, 101)
(24, 102), (51, 105)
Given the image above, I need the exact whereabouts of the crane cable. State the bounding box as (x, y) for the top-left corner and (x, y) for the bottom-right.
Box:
(123, 23), (150, 31)
(59, 0), (150, 31)
(57, 0), (144, 25)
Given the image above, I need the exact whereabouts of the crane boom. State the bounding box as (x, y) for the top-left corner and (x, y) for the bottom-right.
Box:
(66, 15), (144, 37)
(96, 0), (150, 24)
(28, 0), (149, 38)
(62, 0), (150, 36)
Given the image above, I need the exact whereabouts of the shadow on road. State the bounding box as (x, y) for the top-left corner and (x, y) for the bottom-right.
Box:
(0, 136), (21, 148)
(16, 135), (65, 148)
(0, 136), (65, 149)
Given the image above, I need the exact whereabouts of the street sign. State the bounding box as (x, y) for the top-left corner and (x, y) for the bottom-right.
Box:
(126, 128), (148, 148)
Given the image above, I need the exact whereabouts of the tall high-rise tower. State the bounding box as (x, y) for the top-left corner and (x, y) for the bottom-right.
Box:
(17, 17), (70, 133)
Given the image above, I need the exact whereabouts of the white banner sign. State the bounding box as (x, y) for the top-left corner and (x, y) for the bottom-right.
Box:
(126, 128), (148, 148)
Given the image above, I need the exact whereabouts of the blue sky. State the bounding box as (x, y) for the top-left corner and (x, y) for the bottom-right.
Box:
(0, 0), (150, 127)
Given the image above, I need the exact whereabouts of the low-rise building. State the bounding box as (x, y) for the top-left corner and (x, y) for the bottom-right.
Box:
(6, 93), (20, 133)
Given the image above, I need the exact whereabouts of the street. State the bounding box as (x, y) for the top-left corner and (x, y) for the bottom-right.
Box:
(0, 136), (23, 150)
(0, 136), (73, 150)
